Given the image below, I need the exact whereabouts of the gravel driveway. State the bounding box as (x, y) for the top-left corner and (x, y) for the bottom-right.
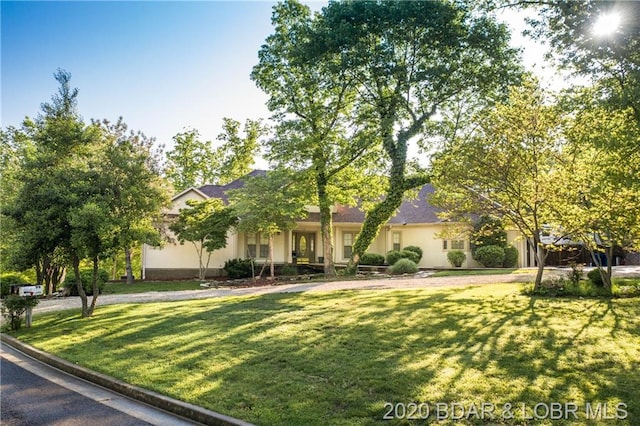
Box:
(31, 266), (640, 315)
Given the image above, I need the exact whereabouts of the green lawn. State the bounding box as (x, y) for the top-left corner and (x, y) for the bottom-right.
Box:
(431, 268), (527, 277)
(11, 284), (640, 425)
(102, 280), (204, 294)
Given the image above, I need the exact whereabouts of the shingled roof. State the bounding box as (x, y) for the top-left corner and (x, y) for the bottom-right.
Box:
(196, 170), (444, 225)
(197, 170), (267, 203)
(333, 184), (444, 224)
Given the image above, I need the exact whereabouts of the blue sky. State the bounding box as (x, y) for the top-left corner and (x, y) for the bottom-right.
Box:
(2, 1), (547, 155)
(2, 1), (297, 150)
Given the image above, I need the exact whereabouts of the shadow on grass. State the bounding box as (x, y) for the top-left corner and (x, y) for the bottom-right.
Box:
(13, 286), (640, 426)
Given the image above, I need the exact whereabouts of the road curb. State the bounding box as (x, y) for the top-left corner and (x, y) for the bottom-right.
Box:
(0, 333), (254, 426)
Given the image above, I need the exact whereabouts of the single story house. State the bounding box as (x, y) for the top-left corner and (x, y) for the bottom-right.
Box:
(142, 171), (531, 279)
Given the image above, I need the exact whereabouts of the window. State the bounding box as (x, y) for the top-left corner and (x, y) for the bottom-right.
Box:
(343, 232), (354, 259)
(247, 232), (270, 259)
(451, 240), (465, 250)
(443, 239), (466, 250)
(392, 232), (401, 251)
(247, 233), (257, 258)
(260, 233), (269, 258)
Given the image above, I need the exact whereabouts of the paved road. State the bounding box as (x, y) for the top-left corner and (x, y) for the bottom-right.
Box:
(32, 266), (640, 315)
(0, 344), (197, 425)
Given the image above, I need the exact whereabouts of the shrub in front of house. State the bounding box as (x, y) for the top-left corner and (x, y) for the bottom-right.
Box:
(62, 268), (108, 296)
(402, 246), (423, 263)
(223, 258), (254, 279)
(279, 263), (298, 276)
(386, 250), (403, 266)
(587, 269), (605, 287)
(447, 250), (466, 267)
(389, 258), (418, 275)
(503, 245), (519, 268)
(1, 272), (31, 297)
(360, 253), (385, 266)
(400, 249), (420, 264)
(386, 250), (420, 265)
(474, 245), (505, 268)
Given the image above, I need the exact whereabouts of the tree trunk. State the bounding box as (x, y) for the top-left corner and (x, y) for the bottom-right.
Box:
(51, 265), (65, 296)
(35, 256), (44, 287)
(124, 246), (134, 284)
(112, 255), (118, 281)
(590, 247), (612, 292)
(87, 255), (100, 317)
(42, 255), (52, 296)
(606, 245), (613, 290)
(269, 233), (275, 280)
(316, 172), (336, 276)
(72, 254), (90, 318)
(532, 233), (546, 290)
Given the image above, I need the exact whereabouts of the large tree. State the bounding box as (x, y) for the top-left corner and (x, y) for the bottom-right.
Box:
(214, 118), (264, 185)
(524, 0), (640, 127)
(164, 128), (216, 192)
(308, 0), (522, 270)
(252, 0), (382, 276)
(93, 118), (171, 284)
(5, 70), (109, 316)
(430, 78), (563, 289)
(547, 88), (640, 291)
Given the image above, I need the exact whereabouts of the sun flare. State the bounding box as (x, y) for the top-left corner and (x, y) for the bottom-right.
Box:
(593, 12), (621, 36)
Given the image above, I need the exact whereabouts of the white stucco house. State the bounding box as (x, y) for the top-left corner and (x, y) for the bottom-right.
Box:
(142, 171), (532, 279)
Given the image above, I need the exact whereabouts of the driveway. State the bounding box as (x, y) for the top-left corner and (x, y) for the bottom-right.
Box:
(32, 266), (640, 315)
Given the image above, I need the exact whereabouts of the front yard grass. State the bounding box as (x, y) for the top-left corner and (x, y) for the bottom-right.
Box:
(10, 284), (640, 425)
(431, 268), (527, 277)
(102, 280), (204, 294)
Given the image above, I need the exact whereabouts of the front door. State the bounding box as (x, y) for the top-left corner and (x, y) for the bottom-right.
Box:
(293, 232), (315, 264)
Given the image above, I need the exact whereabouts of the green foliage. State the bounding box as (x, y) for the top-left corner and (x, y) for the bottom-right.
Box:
(400, 250), (420, 264)
(223, 258), (254, 280)
(474, 245), (506, 268)
(430, 78), (561, 288)
(567, 263), (584, 285)
(386, 249), (421, 266)
(170, 198), (238, 280)
(503, 245), (519, 268)
(447, 250), (467, 268)
(252, 0), (382, 276)
(3, 72), (168, 316)
(62, 268), (109, 296)
(389, 258), (418, 275)
(385, 250), (403, 266)
(279, 264), (298, 276)
(1, 295), (39, 330)
(164, 129), (215, 192)
(317, 0), (522, 266)
(215, 118), (263, 185)
(1, 273), (31, 297)
(520, 277), (636, 298)
(527, 1), (640, 126)
(587, 269), (605, 287)
(229, 170), (308, 279)
(471, 215), (507, 256)
(359, 253), (385, 266)
(402, 246), (423, 263)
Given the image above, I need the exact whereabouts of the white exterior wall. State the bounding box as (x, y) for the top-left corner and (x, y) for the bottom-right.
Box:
(381, 224), (480, 268)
